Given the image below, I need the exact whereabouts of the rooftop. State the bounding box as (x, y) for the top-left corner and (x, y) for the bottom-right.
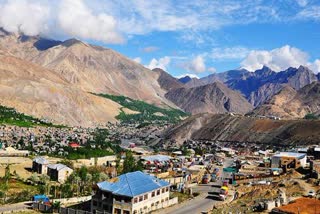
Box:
(33, 156), (49, 165)
(273, 152), (306, 159)
(47, 163), (72, 171)
(97, 171), (169, 197)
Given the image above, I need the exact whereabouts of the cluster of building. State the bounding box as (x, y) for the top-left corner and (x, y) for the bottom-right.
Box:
(32, 157), (73, 183)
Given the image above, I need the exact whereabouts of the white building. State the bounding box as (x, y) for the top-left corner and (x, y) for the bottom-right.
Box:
(32, 157), (49, 174)
(92, 171), (178, 214)
(47, 164), (73, 183)
(271, 152), (307, 169)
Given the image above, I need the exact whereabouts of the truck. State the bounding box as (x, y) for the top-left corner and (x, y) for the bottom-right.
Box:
(202, 174), (211, 184)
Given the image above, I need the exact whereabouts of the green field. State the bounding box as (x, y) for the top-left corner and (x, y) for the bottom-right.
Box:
(94, 93), (188, 123)
(0, 105), (63, 127)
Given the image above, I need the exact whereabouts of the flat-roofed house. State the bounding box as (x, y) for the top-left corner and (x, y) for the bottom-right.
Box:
(271, 152), (307, 170)
(32, 157), (49, 174)
(91, 171), (177, 214)
(47, 164), (73, 183)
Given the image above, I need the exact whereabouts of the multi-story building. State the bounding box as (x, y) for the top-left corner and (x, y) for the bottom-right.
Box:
(32, 157), (49, 174)
(92, 171), (177, 214)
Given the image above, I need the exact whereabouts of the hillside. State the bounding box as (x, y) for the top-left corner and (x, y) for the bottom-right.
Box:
(0, 54), (121, 127)
(153, 68), (184, 91)
(162, 113), (320, 146)
(165, 82), (253, 114)
(95, 94), (188, 123)
(0, 105), (61, 127)
(0, 29), (172, 107)
(251, 82), (320, 119)
(185, 65), (318, 107)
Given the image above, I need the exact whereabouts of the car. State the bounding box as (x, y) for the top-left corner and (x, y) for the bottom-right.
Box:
(307, 190), (316, 197)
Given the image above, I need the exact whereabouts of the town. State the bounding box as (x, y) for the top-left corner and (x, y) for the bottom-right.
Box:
(0, 121), (320, 214)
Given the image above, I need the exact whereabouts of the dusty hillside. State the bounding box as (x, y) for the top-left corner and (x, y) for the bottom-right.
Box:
(162, 113), (320, 146)
(165, 82), (253, 114)
(251, 82), (320, 118)
(0, 30), (172, 107)
(0, 54), (121, 127)
(153, 68), (184, 91)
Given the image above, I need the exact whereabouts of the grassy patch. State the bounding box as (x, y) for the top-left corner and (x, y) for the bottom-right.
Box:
(94, 93), (188, 123)
(0, 105), (64, 128)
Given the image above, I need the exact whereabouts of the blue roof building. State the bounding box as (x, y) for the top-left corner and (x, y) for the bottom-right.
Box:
(97, 171), (169, 197)
(92, 171), (175, 214)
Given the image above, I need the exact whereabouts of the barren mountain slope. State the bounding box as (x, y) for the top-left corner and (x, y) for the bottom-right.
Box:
(0, 30), (172, 107)
(165, 82), (253, 114)
(162, 114), (320, 146)
(0, 54), (121, 127)
(251, 82), (320, 118)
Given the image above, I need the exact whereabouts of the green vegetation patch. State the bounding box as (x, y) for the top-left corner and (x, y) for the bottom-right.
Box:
(0, 105), (64, 127)
(94, 93), (188, 123)
(304, 113), (319, 120)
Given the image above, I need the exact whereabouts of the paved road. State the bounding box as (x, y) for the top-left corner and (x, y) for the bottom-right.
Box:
(0, 201), (32, 213)
(155, 183), (221, 214)
(155, 158), (235, 214)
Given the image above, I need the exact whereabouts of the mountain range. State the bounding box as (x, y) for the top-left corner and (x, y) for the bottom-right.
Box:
(0, 28), (319, 126)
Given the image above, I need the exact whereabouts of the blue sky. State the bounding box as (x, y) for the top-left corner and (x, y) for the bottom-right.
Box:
(0, 0), (320, 78)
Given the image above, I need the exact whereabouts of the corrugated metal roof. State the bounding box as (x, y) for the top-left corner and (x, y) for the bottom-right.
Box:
(97, 171), (169, 197)
(47, 163), (72, 171)
(273, 152), (306, 159)
(142, 155), (171, 162)
(33, 156), (49, 165)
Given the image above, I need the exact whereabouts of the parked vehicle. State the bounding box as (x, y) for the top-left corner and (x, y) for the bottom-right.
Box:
(308, 190), (316, 197)
(202, 174), (211, 184)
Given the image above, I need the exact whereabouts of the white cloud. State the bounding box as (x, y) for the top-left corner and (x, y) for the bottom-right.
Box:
(0, 0), (50, 36)
(141, 46), (159, 53)
(58, 0), (124, 44)
(296, 0), (308, 7)
(183, 55), (206, 73)
(309, 59), (320, 73)
(133, 57), (142, 64)
(0, 0), (320, 45)
(240, 45), (320, 73)
(298, 6), (320, 20)
(176, 73), (199, 79)
(210, 46), (250, 60)
(208, 67), (217, 73)
(147, 56), (171, 71)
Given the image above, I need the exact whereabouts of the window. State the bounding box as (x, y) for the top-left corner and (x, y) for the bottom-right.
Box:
(144, 194), (148, 200)
(114, 208), (121, 214)
(139, 196), (143, 202)
(162, 188), (165, 193)
(151, 203), (154, 207)
(123, 210), (130, 214)
(161, 199), (164, 203)
(166, 187), (169, 192)
(134, 198), (138, 203)
(165, 197), (169, 201)
(133, 211), (137, 214)
(157, 190), (160, 195)
(152, 191), (155, 197)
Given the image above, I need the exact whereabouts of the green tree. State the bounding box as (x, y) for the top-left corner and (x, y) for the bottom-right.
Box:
(122, 151), (136, 174)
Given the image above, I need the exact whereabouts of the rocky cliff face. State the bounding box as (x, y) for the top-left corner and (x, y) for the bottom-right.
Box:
(165, 82), (253, 114)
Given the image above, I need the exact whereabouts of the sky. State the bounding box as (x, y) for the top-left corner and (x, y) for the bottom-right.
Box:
(0, 0), (320, 78)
